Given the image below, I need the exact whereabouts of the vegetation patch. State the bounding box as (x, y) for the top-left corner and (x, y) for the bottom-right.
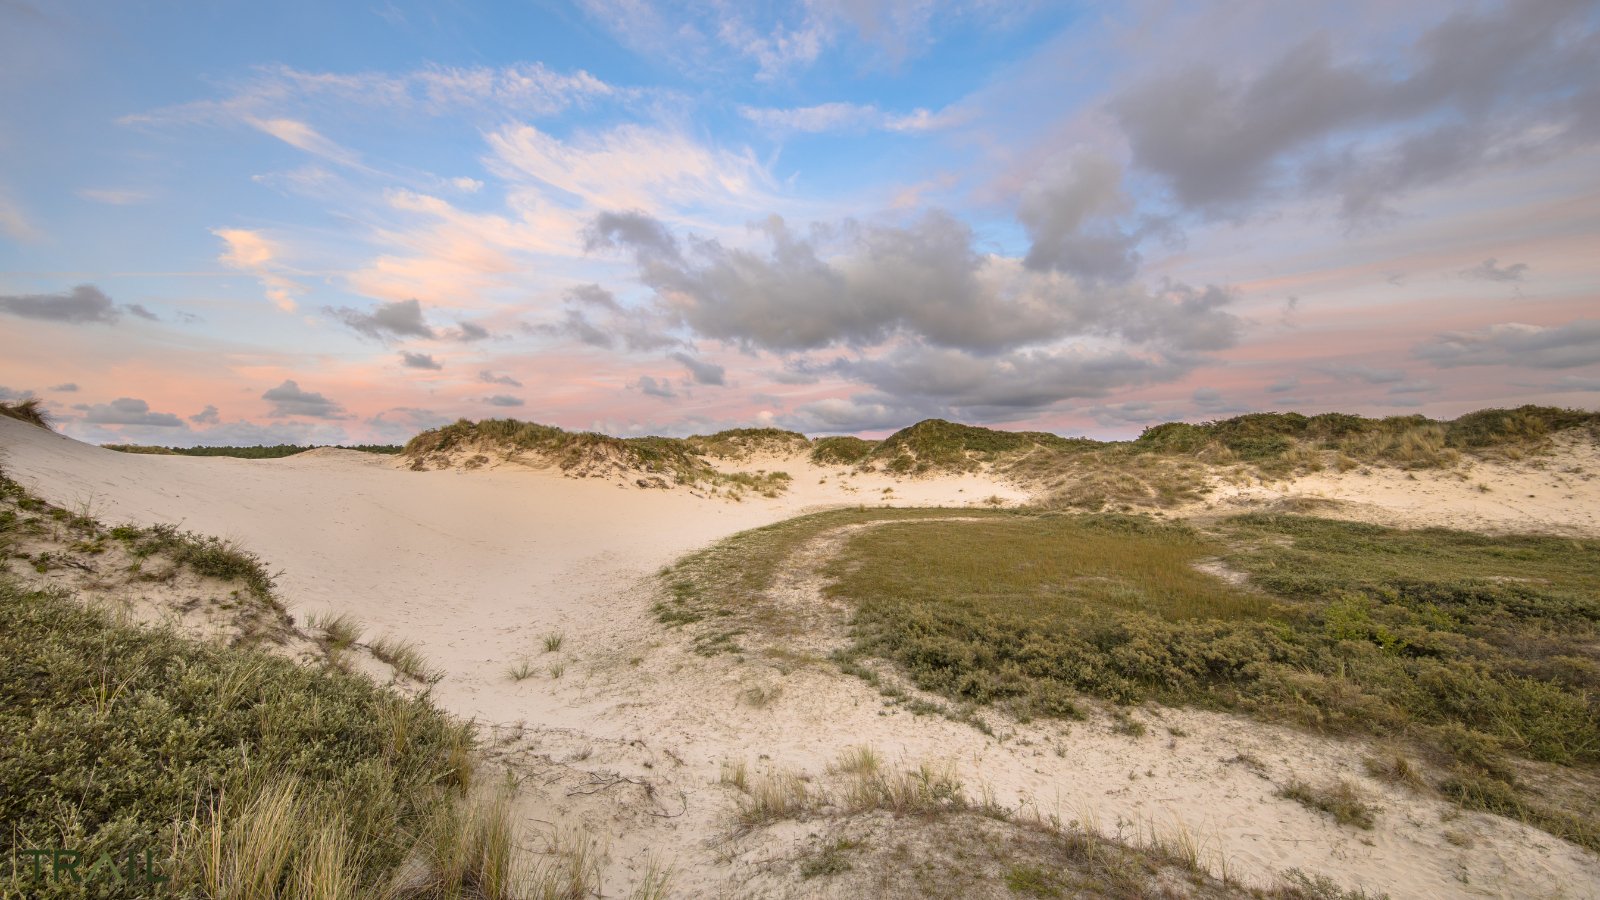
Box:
(671, 506), (1600, 851)
(0, 577), (507, 899)
(0, 397), (52, 429)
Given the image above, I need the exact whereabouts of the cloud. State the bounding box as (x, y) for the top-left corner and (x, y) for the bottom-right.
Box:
(400, 351), (442, 370)
(1542, 375), (1600, 392)
(488, 122), (775, 215)
(0, 285), (120, 324)
(1322, 364), (1407, 384)
(366, 406), (455, 442)
(82, 397), (184, 427)
(1461, 257), (1530, 282)
(0, 386), (28, 402)
(125, 303), (159, 321)
(450, 321), (490, 342)
(328, 298), (435, 340)
(189, 405), (220, 425)
(452, 177), (484, 192)
(478, 370), (522, 387)
(213, 228), (304, 312)
(590, 210), (1240, 356)
(49, 383), (79, 392)
(1416, 320), (1600, 369)
(637, 375), (675, 398)
(1017, 154), (1145, 283)
(670, 351), (725, 385)
(484, 394), (524, 407)
(1111, 2), (1600, 219)
(261, 380), (349, 419)
(539, 281), (682, 352)
(1388, 380), (1438, 395)
(739, 101), (961, 134)
(1266, 376), (1299, 393)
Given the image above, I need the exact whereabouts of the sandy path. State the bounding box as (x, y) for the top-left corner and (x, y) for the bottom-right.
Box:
(3, 416), (1598, 899)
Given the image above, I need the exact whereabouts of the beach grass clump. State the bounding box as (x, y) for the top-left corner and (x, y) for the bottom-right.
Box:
(0, 576), (502, 899)
(0, 397), (51, 429)
(1277, 779), (1377, 829)
(113, 522), (279, 600)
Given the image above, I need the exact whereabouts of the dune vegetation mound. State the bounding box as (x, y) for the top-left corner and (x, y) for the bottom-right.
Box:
(402, 418), (795, 497)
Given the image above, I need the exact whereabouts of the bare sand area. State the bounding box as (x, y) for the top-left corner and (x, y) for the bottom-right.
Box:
(3, 415), (1598, 900)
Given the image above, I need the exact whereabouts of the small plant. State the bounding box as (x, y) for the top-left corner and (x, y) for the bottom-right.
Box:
(543, 631), (565, 653)
(1278, 778), (1377, 829)
(507, 658), (536, 681)
(741, 683), (782, 708)
(720, 760), (749, 792)
(547, 660), (566, 679)
(309, 612), (363, 650)
(370, 634), (439, 683)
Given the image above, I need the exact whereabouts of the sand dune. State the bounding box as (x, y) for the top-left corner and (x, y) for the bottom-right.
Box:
(4, 415), (1598, 899)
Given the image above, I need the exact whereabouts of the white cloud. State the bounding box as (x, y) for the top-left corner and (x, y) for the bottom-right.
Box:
(213, 228), (304, 312)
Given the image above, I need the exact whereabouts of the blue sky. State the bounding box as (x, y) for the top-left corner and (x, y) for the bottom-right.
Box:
(1, 0), (1597, 446)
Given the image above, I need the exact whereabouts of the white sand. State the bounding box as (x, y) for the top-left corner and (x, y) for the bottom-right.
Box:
(3, 415), (1597, 900)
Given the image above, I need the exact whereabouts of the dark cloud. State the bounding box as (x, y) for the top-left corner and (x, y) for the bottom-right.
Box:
(261, 380), (349, 419)
(585, 210), (682, 261)
(591, 210), (1240, 356)
(478, 370), (523, 387)
(539, 282), (681, 352)
(1018, 154), (1145, 283)
(1265, 376), (1299, 393)
(778, 396), (935, 434)
(670, 351), (725, 385)
(484, 395), (524, 407)
(1462, 258), (1530, 282)
(830, 343), (1193, 419)
(189, 405), (220, 425)
(400, 351), (443, 370)
(0, 284), (120, 324)
(327, 298), (435, 340)
(1112, 1), (1600, 219)
(637, 375), (676, 398)
(1416, 319), (1600, 369)
(451, 321), (491, 342)
(82, 397), (184, 427)
(125, 303), (159, 321)
(367, 406), (453, 442)
(0, 386), (27, 402)
(50, 383), (78, 392)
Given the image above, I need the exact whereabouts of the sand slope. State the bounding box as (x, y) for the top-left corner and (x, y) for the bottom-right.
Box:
(4, 416), (1598, 899)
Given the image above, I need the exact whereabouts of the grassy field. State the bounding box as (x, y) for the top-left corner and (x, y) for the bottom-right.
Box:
(663, 508), (1600, 852)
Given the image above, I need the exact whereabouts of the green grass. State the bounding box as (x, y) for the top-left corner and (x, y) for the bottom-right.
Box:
(0, 577), (496, 899)
(667, 507), (1600, 851)
(810, 435), (875, 465)
(112, 522), (279, 600)
(102, 443), (403, 458)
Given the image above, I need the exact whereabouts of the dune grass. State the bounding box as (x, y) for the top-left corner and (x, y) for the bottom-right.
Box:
(0, 577), (510, 899)
(0, 397), (51, 429)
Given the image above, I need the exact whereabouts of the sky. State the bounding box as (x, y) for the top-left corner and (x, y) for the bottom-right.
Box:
(1, 0), (1597, 447)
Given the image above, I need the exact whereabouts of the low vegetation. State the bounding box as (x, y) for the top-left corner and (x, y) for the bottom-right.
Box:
(0, 576), (507, 899)
(0, 397), (51, 428)
(665, 507), (1600, 852)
